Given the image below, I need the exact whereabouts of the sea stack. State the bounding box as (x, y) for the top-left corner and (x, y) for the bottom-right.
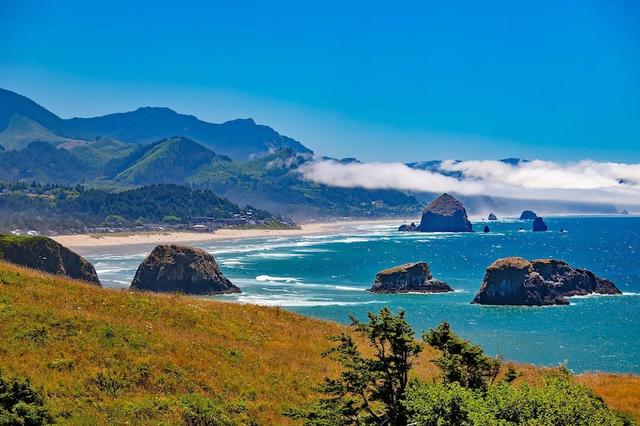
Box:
(520, 210), (537, 220)
(620, 209), (630, 215)
(488, 213), (498, 221)
(416, 193), (472, 233)
(130, 244), (240, 294)
(398, 222), (417, 232)
(0, 235), (101, 286)
(368, 262), (453, 294)
(532, 217), (548, 232)
(472, 257), (621, 306)
(483, 225), (490, 233)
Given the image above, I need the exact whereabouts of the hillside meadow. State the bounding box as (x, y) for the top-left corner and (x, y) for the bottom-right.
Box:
(0, 261), (638, 424)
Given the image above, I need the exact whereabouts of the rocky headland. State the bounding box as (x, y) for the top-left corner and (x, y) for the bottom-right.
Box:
(0, 234), (100, 285)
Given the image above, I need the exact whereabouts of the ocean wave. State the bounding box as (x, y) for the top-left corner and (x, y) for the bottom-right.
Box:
(255, 275), (300, 283)
(230, 295), (383, 307)
(249, 252), (307, 259)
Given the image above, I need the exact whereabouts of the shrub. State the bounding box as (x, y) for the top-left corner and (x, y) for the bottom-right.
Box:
(0, 371), (52, 425)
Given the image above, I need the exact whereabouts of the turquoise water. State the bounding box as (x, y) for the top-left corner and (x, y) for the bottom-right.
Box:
(82, 217), (640, 373)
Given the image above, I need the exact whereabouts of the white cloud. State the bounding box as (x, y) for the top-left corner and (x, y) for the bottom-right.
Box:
(298, 159), (640, 205)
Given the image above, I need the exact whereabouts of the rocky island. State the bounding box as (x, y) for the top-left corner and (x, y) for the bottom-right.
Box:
(472, 257), (621, 306)
(488, 213), (498, 221)
(532, 217), (548, 231)
(130, 244), (240, 294)
(415, 193), (472, 233)
(368, 262), (453, 293)
(398, 222), (417, 232)
(0, 234), (101, 285)
(520, 210), (538, 220)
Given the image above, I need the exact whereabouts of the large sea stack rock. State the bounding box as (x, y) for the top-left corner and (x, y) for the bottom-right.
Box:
(472, 257), (621, 306)
(532, 217), (548, 232)
(398, 222), (417, 232)
(416, 193), (472, 233)
(368, 262), (453, 294)
(520, 210), (537, 220)
(488, 213), (498, 221)
(483, 225), (490, 233)
(130, 244), (240, 294)
(0, 235), (101, 286)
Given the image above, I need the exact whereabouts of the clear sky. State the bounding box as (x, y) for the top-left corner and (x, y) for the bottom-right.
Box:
(1, 0), (639, 162)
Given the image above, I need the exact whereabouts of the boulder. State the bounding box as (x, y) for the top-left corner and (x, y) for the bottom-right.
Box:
(471, 257), (621, 306)
(483, 225), (490, 233)
(0, 235), (101, 285)
(368, 262), (453, 294)
(130, 244), (240, 294)
(520, 210), (537, 220)
(398, 222), (417, 232)
(532, 217), (548, 232)
(488, 213), (498, 221)
(416, 193), (472, 233)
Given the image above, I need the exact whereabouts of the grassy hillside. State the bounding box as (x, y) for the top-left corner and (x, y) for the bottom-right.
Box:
(0, 262), (638, 424)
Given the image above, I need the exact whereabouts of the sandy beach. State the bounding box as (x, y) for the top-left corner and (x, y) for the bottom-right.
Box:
(52, 219), (405, 249)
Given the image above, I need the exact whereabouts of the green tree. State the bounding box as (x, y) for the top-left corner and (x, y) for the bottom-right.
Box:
(287, 308), (421, 425)
(423, 322), (500, 391)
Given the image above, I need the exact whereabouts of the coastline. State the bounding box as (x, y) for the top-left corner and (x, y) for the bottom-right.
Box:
(51, 218), (405, 249)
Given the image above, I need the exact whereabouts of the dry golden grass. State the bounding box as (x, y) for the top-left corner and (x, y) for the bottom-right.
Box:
(0, 261), (637, 424)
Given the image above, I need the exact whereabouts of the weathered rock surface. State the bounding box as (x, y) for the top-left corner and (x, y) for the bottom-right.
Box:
(488, 213), (498, 221)
(472, 257), (621, 306)
(368, 262), (453, 293)
(398, 222), (417, 232)
(483, 225), (490, 233)
(0, 234), (101, 285)
(520, 210), (537, 220)
(130, 244), (240, 294)
(532, 217), (548, 232)
(417, 193), (472, 233)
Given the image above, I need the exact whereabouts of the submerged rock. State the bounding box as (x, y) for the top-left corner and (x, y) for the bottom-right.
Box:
(0, 234), (101, 285)
(398, 222), (417, 232)
(472, 257), (621, 306)
(488, 213), (498, 221)
(130, 244), (240, 294)
(483, 225), (490, 233)
(532, 217), (548, 232)
(520, 210), (537, 220)
(416, 193), (472, 233)
(368, 262), (453, 294)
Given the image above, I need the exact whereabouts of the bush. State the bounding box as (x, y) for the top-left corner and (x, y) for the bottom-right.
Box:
(0, 371), (52, 425)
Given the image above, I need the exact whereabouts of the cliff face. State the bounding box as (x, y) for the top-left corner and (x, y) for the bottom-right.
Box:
(130, 244), (240, 295)
(416, 193), (472, 233)
(368, 262), (453, 293)
(472, 257), (621, 306)
(0, 235), (100, 285)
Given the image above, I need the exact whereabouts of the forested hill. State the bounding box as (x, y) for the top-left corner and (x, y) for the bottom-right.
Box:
(0, 182), (282, 233)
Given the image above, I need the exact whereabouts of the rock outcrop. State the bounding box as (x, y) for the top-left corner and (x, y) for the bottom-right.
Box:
(416, 193), (472, 233)
(483, 225), (490, 233)
(398, 222), (417, 232)
(520, 210), (537, 220)
(130, 244), (240, 294)
(472, 257), (621, 306)
(532, 217), (548, 232)
(488, 213), (498, 221)
(0, 235), (101, 285)
(368, 262), (453, 294)
(620, 209), (630, 215)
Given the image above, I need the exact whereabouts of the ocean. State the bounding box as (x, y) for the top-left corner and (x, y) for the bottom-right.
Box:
(81, 216), (640, 373)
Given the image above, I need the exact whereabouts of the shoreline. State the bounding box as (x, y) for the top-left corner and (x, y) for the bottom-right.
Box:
(52, 218), (405, 249)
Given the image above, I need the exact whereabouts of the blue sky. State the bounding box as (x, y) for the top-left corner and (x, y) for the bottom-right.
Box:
(1, 0), (639, 162)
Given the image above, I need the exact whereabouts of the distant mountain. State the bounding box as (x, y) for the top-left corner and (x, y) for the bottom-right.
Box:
(0, 141), (95, 184)
(0, 88), (312, 160)
(110, 136), (227, 185)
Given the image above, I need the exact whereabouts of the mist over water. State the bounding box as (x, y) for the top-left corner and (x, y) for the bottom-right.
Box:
(83, 217), (640, 373)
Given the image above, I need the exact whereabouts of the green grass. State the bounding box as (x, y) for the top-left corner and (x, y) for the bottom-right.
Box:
(0, 261), (638, 424)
